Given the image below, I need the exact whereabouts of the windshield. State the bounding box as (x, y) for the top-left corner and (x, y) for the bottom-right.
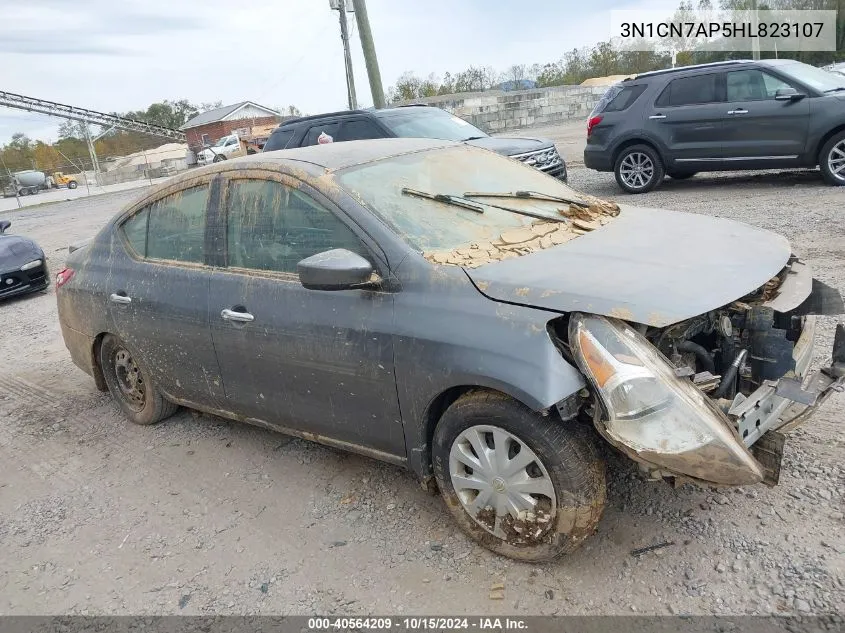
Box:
(213, 136), (230, 147)
(377, 110), (489, 142)
(335, 145), (616, 253)
(777, 61), (845, 92)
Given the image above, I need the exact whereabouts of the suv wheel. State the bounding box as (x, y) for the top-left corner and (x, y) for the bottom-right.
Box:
(820, 131), (845, 186)
(614, 145), (664, 193)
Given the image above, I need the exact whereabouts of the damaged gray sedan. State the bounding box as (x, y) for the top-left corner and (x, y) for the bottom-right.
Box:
(56, 138), (845, 561)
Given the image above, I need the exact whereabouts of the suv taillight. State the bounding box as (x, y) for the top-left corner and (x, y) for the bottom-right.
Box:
(56, 267), (75, 289)
(587, 115), (603, 138)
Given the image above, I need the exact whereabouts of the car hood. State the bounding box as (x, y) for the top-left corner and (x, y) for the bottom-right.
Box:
(0, 235), (43, 271)
(464, 136), (554, 156)
(465, 206), (791, 327)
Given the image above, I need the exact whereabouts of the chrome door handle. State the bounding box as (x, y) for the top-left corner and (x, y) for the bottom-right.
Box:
(221, 308), (254, 323)
(109, 293), (132, 304)
(727, 109), (748, 115)
(648, 114), (667, 119)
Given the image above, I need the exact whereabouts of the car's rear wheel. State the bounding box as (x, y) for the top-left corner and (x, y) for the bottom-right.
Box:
(666, 170), (697, 180)
(67, 181), (78, 189)
(432, 390), (606, 561)
(614, 145), (664, 193)
(99, 334), (178, 426)
(213, 154), (226, 163)
(820, 131), (845, 186)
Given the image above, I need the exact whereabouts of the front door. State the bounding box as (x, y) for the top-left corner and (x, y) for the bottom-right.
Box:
(644, 72), (725, 168)
(109, 179), (224, 406)
(720, 68), (810, 163)
(208, 173), (404, 457)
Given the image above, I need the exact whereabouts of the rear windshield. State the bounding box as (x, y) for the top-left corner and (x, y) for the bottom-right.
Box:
(263, 129), (294, 152)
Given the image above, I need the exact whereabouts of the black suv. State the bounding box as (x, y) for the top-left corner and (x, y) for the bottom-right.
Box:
(263, 105), (567, 181)
(584, 59), (845, 193)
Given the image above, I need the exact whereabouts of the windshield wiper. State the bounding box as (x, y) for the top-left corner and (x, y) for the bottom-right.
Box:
(401, 187), (565, 223)
(824, 87), (845, 93)
(461, 135), (487, 141)
(401, 188), (485, 213)
(464, 190), (590, 207)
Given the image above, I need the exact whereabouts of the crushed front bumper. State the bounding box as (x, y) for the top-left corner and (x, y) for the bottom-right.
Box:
(726, 320), (845, 484)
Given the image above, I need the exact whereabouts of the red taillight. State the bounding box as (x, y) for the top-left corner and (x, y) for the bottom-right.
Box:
(56, 267), (75, 289)
(587, 115), (603, 138)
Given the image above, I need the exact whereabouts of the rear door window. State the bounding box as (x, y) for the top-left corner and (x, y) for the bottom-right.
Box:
(303, 122), (341, 146)
(656, 73), (720, 106)
(335, 119), (387, 141)
(146, 185), (210, 263)
(121, 207), (149, 256)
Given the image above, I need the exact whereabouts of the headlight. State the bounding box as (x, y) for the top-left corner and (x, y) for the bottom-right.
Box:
(20, 259), (42, 271)
(569, 313), (763, 486)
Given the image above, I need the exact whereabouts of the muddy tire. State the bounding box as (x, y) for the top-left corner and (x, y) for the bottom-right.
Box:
(614, 144), (664, 194)
(212, 154), (226, 163)
(67, 181), (78, 190)
(819, 131), (845, 186)
(99, 334), (178, 426)
(432, 390), (606, 561)
(666, 170), (696, 180)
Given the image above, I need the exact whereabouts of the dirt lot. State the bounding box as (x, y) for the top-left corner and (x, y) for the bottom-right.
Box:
(1, 134), (844, 616)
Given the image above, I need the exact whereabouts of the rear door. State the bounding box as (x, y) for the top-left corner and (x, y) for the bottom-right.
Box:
(720, 68), (809, 163)
(109, 176), (225, 406)
(207, 171), (404, 456)
(643, 72), (726, 167)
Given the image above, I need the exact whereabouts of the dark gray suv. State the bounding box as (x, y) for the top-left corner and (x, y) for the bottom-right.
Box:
(584, 59), (845, 193)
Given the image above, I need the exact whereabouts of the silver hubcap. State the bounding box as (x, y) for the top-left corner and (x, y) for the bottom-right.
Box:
(620, 152), (655, 189)
(828, 141), (845, 181)
(449, 425), (556, 542)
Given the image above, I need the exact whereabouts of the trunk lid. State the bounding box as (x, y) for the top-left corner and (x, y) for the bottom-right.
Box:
(465, 206), (791, 327)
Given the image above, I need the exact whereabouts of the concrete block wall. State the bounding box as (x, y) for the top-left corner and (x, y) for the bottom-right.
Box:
(399, 85), (608, 133)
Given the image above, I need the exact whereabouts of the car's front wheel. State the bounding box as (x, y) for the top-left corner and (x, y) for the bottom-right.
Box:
(820, 131), (845, 186)
(432, 391), (606, 561)
(614, 145), (664, 193)
(99, 334), (178, 426)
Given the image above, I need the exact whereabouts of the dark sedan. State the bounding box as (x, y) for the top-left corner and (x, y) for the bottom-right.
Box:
(57, 139), (844, 561)
(0, 220), (48, 300)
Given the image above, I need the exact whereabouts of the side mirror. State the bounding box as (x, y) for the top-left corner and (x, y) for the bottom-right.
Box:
(297, 248), (376, 291)
(775, 87), (806, 102)
(0, 220), (10, 234)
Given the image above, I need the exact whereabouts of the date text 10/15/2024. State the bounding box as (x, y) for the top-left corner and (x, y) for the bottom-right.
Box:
(307, 617), (528, 631)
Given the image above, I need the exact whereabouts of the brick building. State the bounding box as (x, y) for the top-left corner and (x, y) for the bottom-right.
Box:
(180, 101), (281, 151)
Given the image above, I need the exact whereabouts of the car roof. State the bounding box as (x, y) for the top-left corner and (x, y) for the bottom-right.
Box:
(274, 105), (439, 129)
(632, 59), (756, 80)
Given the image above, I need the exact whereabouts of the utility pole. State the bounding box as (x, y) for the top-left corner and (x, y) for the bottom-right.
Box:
(351, 0), (385, 109)
(335, 0), (358, 110)
(750, 0), (761, 60)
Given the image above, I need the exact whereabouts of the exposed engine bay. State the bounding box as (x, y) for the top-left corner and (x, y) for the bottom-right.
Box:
(550, 257), (845, 488)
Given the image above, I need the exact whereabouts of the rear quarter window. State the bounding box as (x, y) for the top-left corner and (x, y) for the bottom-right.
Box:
(263, 129), (295, 152)
(602, 84), (647, 112)
(656, 73), (720, 106)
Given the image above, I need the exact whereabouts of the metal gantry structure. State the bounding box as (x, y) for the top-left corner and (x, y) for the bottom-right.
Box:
(0, 90), (187, 189)
(0, 91), (186, 141)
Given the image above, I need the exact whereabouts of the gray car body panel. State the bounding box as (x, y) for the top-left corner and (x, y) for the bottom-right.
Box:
(57, 141), (587, 480)
(463, 205), (791, 328)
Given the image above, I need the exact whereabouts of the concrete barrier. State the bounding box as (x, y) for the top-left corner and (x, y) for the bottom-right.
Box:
(397, 85), (609, 133)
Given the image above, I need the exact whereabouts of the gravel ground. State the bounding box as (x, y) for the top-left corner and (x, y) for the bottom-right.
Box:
(0, 159), (843, 617)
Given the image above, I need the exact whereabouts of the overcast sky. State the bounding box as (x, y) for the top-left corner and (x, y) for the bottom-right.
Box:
(0, 0), (678, 144)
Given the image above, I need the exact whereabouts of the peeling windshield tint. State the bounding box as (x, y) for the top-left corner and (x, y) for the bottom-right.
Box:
(335, 145), (614, 252)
